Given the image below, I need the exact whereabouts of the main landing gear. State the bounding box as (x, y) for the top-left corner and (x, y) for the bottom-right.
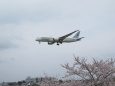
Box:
(57, 43), (59, 45)
(57, 42), (62, 45)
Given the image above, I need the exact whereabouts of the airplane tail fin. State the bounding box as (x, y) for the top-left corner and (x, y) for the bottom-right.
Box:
(73, 31), (80, 38)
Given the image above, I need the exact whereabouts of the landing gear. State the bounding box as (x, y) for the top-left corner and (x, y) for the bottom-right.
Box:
(56, 41), (63, 45)
(57, 42), (59, 45)
(57, 43), (59, 45)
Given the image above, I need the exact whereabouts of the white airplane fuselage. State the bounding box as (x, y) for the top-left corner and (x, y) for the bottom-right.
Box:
(36, 37), (77, 43)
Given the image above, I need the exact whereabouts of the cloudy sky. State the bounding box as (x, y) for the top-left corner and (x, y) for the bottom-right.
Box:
(0, 0), (115, 82)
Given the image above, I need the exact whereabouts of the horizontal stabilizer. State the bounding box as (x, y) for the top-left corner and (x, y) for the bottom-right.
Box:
(76, 37), (84, 41)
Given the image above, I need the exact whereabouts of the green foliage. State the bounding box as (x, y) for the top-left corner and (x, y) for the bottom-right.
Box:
(32, 83), (40, 86)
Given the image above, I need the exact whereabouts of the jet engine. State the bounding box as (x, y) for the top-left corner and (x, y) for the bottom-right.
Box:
(48, 42), (55, 45)
(48, 38), (55, 45)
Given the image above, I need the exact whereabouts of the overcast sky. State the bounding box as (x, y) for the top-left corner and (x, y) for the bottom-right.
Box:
(0, 0), (115, 82)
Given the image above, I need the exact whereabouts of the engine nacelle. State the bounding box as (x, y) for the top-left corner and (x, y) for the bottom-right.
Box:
(48, 38), (55, 45)
(48, 42), (55, 45)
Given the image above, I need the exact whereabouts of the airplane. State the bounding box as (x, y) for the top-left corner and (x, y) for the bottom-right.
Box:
(35, 30), (84, 45)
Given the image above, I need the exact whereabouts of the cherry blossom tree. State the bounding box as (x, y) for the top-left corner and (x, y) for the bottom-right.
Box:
(61, 56), (115, 86)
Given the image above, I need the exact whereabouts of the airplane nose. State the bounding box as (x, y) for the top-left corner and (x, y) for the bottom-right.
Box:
(35, 37), (41, 41)
(35, 39), (37, 41)
(35, 38), (38, 41)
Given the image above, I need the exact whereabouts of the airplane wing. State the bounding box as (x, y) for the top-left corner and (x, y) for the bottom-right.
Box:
(58, 30), (79, 42)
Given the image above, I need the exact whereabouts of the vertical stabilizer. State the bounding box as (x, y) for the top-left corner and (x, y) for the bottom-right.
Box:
(73, 31), (80, 38)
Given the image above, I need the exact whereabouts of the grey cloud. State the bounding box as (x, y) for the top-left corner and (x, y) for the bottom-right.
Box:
(0, 27), (22, 51)
(0, 0), (60, 24)
(0, 57), (15, 64)
(0, 11), (59, 24)
(0, 39), (18, 51)
(0, 15), (20, 24)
